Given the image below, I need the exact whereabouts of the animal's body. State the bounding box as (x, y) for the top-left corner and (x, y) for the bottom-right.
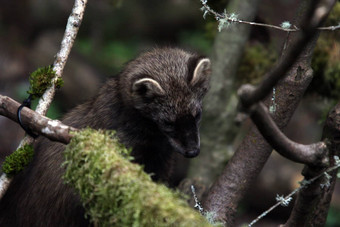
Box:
(0, 48), (211, 226)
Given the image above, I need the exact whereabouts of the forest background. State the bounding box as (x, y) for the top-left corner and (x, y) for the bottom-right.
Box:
(0, 0), (339, 226)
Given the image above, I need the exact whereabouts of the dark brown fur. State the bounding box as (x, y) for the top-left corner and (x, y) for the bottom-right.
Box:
(0, 48), (211, 226)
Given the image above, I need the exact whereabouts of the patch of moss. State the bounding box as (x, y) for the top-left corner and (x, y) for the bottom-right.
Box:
(2, 145), (34, 177)
(27, 66), (63, 99)
(63, 129), (213, 227)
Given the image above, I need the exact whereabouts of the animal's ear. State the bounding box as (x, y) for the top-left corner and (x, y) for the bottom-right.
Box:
(132, 78), (165, 99)
(189, 58), (211, 91)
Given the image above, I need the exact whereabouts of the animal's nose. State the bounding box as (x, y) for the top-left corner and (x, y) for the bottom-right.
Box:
(184, 148), (200, 158)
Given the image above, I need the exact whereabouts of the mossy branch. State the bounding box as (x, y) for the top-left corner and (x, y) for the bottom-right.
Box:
(1, 145), (34, 177)
(63, 129), (214, 227)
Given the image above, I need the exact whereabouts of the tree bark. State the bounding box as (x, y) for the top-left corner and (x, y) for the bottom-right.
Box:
(203, 0), (335, 225)
(0, 95), (75, 144)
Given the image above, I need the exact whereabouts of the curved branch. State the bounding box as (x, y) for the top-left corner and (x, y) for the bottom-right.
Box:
(251, 101), (329, 166)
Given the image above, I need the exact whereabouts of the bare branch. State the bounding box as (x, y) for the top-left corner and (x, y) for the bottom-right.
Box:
(250, 101), (329, 166)
(0, 95), (76, 144)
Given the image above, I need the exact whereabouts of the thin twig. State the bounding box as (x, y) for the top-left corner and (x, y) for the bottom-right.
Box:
(249, 158), (340, 226)
(191, 185), (205, 215)
(200, 0), (340, 32)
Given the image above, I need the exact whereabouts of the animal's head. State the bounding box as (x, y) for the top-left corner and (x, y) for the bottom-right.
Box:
(122, 48), (211, 158)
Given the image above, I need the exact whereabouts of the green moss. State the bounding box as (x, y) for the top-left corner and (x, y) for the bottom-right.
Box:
(2, 145), (34, 177)
(27, 66), (62, 99)
(55, 77), (64, 89)
(63, 129), (213, 227)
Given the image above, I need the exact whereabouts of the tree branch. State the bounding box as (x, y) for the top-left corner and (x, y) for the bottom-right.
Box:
(250, 101), (328, 166)
(0, 95), (76, 144)
(200, 0), (340, 32)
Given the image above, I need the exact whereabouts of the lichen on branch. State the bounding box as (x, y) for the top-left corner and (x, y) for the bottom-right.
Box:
(63, 129), (213, 227)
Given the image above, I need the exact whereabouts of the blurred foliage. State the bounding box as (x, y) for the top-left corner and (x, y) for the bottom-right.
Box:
(74, 0), (212, 74)
(326, 206), (340, 227)
(326, 1), (340, 26)
(178, 30), (213, 54)
(309, 2), (340, 99)
(236, 42), (277, 86)
(2, 145), (34, 177)
(76, 39), (139, 74)
(203, 20), (219, 41)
